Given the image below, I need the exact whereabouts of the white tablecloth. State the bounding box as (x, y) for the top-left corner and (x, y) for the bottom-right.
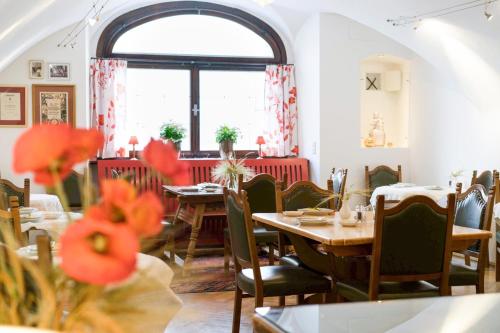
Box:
(30, 194), (63, 212)
(370, 184), (454, 207)
(21, 212), (82, 240)
(494, 203), (500, 219)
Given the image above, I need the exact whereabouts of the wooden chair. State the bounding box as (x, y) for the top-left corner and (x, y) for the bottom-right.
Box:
(494, 178), (500, 282)
(47, 170), (84, 211)
(471, 170), (498, 192)
(0, 196), (24, 246)
(224, 188), (331, 333)
(275, 180), (335, 213)
(0, 178), (30, 207)
(223, 173), (287, 273)
(336, 194), (455, 301)
(276, 181), (334, 287)
(365, 165), (402, 203)
(449, 185), (494, 293)
(330, 168), (348, 211)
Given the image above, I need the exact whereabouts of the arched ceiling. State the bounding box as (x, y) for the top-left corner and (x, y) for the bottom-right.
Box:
(1, 0), (499, 110)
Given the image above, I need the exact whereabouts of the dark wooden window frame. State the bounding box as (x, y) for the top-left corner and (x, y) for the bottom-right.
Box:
(97, 1), (287, 158)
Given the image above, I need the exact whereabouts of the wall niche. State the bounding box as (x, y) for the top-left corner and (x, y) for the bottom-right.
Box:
(360, 54), (410, 148)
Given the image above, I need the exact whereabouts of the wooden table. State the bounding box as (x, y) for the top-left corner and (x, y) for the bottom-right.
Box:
(163, 185), (224, 275)
(252, 213), (492, 277)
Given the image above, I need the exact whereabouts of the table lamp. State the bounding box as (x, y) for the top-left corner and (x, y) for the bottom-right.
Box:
(128, 136), (139, 159)
(256, 136), (266, 158)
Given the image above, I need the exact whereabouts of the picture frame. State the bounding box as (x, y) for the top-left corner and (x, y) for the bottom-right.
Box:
(47, 63), (71, 80)
(29, 60), (44, 79)
(32, 84), (75, 126)
(0, 86), (27, 127)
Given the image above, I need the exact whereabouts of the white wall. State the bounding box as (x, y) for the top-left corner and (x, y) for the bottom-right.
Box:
(0, 27), (89, 193)
(295, 15), (321, 182)
(317, 13), (416, 200)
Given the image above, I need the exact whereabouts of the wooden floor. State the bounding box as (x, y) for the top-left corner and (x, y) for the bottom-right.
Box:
(166, 266), (500, 333)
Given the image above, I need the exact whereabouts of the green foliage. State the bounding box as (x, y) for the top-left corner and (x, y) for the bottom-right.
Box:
(160, 122), (186, 143)
(215, 125), (239, 144)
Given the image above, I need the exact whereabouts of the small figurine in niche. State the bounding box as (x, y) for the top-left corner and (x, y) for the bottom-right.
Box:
(365, 112), (386, 147)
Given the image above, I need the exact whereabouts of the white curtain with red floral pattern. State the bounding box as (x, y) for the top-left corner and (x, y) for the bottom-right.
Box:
(89, 58), (127, 158)
(262, 64), (298, 157)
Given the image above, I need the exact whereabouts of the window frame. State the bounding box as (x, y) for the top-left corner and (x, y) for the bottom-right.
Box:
(97, 1), (287, 158)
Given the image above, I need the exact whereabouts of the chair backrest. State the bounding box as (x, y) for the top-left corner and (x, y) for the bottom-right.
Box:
(471, 170), (498, 192)
(455, 185), (495, 253)
(275, 181), (334, 212)
(0, 178), (30, 207)
(330, 168), (348, 211)
(365, 165), (402, 193)
(47, 170), (83, 209)
(238, 173), (282, 214)
(0, 196), (23, 246)
(369, 194), (455, 300)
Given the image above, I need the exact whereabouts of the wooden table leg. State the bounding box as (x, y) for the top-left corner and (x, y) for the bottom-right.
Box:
(183, 203), (206, 276)
(166, 202), (184, 264)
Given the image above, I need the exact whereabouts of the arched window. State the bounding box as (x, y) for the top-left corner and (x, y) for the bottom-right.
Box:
(97, 1), (287, 157)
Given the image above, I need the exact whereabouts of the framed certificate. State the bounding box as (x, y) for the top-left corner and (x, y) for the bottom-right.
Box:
(0, 86), (27, 127)
(32, 84), (75, 126)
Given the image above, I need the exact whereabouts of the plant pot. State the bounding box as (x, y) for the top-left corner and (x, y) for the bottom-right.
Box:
(339, 200), (352, 220)
(173, 141), (182, 152)
(219, 141), (234, 160)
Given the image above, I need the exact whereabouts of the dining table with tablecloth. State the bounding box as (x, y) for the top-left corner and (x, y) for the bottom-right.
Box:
(30, 194), (64, 212)
(21, 212), (81, 240)
(369, 183), (454, 207)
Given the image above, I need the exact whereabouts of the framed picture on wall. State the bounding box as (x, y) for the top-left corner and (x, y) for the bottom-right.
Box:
(29, 60), (44, 79)
(47, 63), (70, 80)
(0, 86), (27, 127)
(32, 84), (75, 126)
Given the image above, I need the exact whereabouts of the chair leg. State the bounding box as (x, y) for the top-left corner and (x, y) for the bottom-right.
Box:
(224, 236), (231, 273)
(255, 295), (264, 308)
(278, 233), (286, 257)
(166, 232), (175, 264)
(297, 294), (305, 305)
(278, 296), (285, 306)
(268, 243), (275, 266)
(232, 287), (243, 333)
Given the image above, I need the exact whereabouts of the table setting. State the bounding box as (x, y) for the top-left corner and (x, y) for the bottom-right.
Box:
(19, 207), (82, 240)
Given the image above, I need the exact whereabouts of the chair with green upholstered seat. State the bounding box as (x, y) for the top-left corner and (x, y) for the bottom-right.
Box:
(276, 180), (334, 276)
(336, 194), (455, 302)
(330, 168), (348, 211)
(450, 185), (494, 293)
(224, 188), (332, 333)
(223, 173), (287, 273)
(0, 178), (30, 207)
(471, 170), (498, 193)
(365, 165), (402, 203)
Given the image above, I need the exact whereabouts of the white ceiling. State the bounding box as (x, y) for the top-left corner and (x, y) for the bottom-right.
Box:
(1, 0), (499, 110)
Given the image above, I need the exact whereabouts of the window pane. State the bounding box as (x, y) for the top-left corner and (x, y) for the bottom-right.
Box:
(113, 15), (274, 58)
(126, 68), (191, 151)
(199, 71), (265, 151)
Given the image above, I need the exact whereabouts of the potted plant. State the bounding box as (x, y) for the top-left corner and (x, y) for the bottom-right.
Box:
(160, 122), (186, 152)
(215, 125), (239, 159)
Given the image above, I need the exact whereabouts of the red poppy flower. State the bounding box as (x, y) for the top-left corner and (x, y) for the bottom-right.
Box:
(125, 192), (164, 237)
(141, 139), (189, 185)
(59, 218), (138, 285)
(13, 125), (103, 186)
(101, 179), (137, 211)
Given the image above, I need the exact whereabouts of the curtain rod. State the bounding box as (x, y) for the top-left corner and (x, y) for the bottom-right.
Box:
(91, 57), (128, 61)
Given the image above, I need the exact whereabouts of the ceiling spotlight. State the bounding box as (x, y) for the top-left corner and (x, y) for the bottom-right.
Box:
(88, 17), (97, 26)
(485, 2), (494, 21)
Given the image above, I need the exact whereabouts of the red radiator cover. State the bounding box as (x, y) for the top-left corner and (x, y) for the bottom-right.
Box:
(97, 158), (309, 248)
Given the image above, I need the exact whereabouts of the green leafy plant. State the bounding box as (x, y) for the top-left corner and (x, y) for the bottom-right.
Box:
(160, 122), (186, 143)
(215, 125), (239, 144)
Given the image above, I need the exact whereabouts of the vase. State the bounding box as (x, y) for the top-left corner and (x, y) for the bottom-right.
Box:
(373, 128), (386, 147)
(219, 141), (234, 160)
(339, 200), (351, 220)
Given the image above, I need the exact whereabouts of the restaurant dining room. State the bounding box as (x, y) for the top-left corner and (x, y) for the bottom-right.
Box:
(1, 0), (500, 332)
